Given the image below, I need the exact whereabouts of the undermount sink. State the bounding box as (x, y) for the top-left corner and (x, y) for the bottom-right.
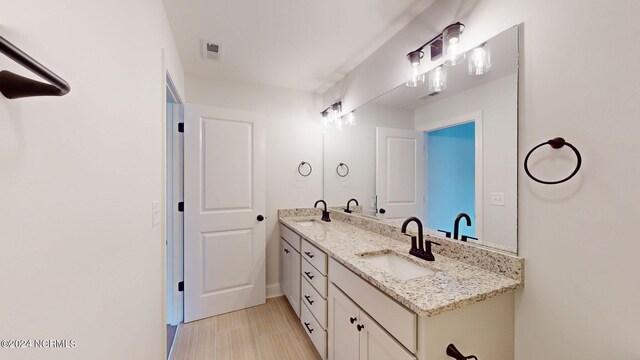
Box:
(295, 219), (322, 227)
(360, 252), (435, 280)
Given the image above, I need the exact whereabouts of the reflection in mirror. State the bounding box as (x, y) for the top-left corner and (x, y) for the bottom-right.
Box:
(323, 25), (519, 253)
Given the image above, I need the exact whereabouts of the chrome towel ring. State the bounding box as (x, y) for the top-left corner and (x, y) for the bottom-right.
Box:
(524, 137), (581, 185)
(298, 161), (312, 177)
(336, 163), (349, 177)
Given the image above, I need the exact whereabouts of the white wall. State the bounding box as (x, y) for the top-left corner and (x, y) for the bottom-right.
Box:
(185, 74), (323, 289)
(415, 73), (518, 252)
(323, 0), (640, 358)
(0, 0), (184, 359)
(324, 102), (414, 208)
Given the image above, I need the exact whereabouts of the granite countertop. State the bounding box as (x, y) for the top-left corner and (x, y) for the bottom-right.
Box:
(280, 215), (521, 317)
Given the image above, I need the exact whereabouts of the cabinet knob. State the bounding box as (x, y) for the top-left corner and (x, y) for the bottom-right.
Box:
(349, 317), (357, 324)
(284, 248), (290, 254)
(357, 324), (364, 332)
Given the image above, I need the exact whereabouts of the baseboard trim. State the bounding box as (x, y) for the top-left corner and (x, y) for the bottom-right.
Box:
(266, 282), (283, 298)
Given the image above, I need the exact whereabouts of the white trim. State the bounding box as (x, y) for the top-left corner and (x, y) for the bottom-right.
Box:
(266, 283), (283, 299)
(417, 111), (483, 241)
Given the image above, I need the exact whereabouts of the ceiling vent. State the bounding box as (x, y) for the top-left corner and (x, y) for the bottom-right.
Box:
(417, 92), (439, 101)
(200, 40), (222, 61)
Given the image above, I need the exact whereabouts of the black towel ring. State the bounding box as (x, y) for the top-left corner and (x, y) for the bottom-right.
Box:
(524, 137), (581, 185)
(298, 162), (312, 177)
(336, 163), (349, 177)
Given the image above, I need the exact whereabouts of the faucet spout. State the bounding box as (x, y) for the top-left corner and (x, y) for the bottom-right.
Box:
(314, 200), (331, 222)
(345, 198), (359, 213)
(453, 213), (472, 240)
(401, 217), (438, 261)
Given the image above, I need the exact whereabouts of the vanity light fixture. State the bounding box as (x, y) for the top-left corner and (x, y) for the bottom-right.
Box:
(468, 42), (491, 75)
(442, 23), (466, 66)
(428, 65), (447, 92)
(321, 101), (343, 129)
(405, 22), (465, 87)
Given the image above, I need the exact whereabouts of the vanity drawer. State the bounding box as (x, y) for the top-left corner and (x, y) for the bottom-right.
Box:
(302, 258), (327, 298)
(302, 278), (327, 329)
(302, 239), (327, 275)
(329, 258), (417, 353)
(301, 302), (327, 359)
(280, 224), (301, 252)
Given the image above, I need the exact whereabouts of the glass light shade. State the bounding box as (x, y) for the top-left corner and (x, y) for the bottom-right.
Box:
(344, 111), (356, 126)
(335, 116), (344, 131)
(443, 23), (465, 66)
(405, 51), (425, 87)
(468, 43), (491, 75)
(428, 66), (447, 92)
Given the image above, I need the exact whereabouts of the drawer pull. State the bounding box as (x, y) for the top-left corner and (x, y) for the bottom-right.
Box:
(284, 248), (290, 254)
(349, 316), (357, 324)
(304, 251), (315, 258)
(304, 271), (314, 280)
(357, 324), (364, 332)
(304, 295), (315, 305)
(304, 322), (314, 334)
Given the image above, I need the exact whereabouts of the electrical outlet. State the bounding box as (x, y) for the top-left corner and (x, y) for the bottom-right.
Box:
(152, 201), (161, 227)
(491, 192), (505, 206)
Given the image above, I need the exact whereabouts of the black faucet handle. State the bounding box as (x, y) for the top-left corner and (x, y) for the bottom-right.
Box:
(437, 229), (452, 238)
(426, 240), (441, 246)
(460, 235), (478, 242)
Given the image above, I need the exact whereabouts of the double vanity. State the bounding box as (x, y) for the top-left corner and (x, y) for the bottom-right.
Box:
(279, 208), (524, 360)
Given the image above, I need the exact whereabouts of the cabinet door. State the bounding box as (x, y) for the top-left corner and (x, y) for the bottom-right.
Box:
(289, 250), (301, 317)
(328, 284), (360, 360)
(280, 238), (291, 300)
(359, 312), (415, 360)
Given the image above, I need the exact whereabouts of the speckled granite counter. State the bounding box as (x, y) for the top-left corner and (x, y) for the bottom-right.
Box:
(279, 211), (523, 317)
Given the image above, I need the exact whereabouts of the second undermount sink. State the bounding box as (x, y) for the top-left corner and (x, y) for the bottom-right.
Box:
(361, 252), (435, 281)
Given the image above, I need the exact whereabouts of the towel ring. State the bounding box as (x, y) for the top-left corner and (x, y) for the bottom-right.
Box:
(336, 163), (349, 177)
(298, 161), (312, 177)
(524, 137), (581, 185)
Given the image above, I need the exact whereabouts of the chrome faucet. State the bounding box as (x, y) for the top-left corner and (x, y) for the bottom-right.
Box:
(344, 198), (358, 213)
(401, 217), (439, 261)
(314, 200), (331, 222)
(453, 213), (471, 240)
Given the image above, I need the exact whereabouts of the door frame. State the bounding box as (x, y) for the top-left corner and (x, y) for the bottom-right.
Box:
(165, 72), (184, 326)
(417, 110), (483, 240)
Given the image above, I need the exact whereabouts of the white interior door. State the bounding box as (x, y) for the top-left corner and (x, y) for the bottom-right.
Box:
(376, 127), (424, 219)
(184, 104), (266, 322)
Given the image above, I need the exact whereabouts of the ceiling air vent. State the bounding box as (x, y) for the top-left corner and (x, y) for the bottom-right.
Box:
(200, 40), (222, 61)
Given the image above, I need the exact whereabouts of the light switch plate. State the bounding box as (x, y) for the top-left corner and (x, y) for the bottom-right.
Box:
(491, 192), (505, 206)
(152, 200), (161, 227)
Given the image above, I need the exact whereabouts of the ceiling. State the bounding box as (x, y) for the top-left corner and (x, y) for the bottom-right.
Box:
(162, 0), (436, 93)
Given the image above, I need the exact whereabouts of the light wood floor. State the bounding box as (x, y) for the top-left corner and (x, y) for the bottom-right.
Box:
(170, 296), (322, 360)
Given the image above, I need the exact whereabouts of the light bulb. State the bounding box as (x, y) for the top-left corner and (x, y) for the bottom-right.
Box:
(344, 111), (356, 126)
(335, 116), (344, 131)
(428, 65), (447, 92)
(468, 43), (491, 75)
(405, 51), (425, 87)
(443, 23), (466, 66)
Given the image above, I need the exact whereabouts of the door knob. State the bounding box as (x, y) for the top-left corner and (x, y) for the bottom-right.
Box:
(257, 215), (265, 221)
(379, 208), (386, 214)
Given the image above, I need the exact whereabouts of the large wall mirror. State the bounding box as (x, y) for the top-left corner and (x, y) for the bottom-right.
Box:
(323, 25), (519, 253)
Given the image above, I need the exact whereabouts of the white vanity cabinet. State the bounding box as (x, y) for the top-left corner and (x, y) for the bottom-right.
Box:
(279, 225), (301, 317)
(329, 283), (415, 360)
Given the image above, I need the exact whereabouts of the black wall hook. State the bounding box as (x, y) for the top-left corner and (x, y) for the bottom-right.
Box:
(524, 137), (582, 185)
(0, 36), (70, 99)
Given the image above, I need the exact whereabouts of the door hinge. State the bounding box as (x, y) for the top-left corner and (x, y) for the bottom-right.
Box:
(178, 122), (184, 133)
(178, 281), (184, 292)
(178, 202), (184, 212)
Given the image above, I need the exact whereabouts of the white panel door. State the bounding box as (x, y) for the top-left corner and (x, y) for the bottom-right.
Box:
(184, 104), (266, 322)
(376, 127), (424, 219)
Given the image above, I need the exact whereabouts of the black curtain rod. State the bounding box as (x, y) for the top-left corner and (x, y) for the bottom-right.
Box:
(0, 35), (70, 99)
